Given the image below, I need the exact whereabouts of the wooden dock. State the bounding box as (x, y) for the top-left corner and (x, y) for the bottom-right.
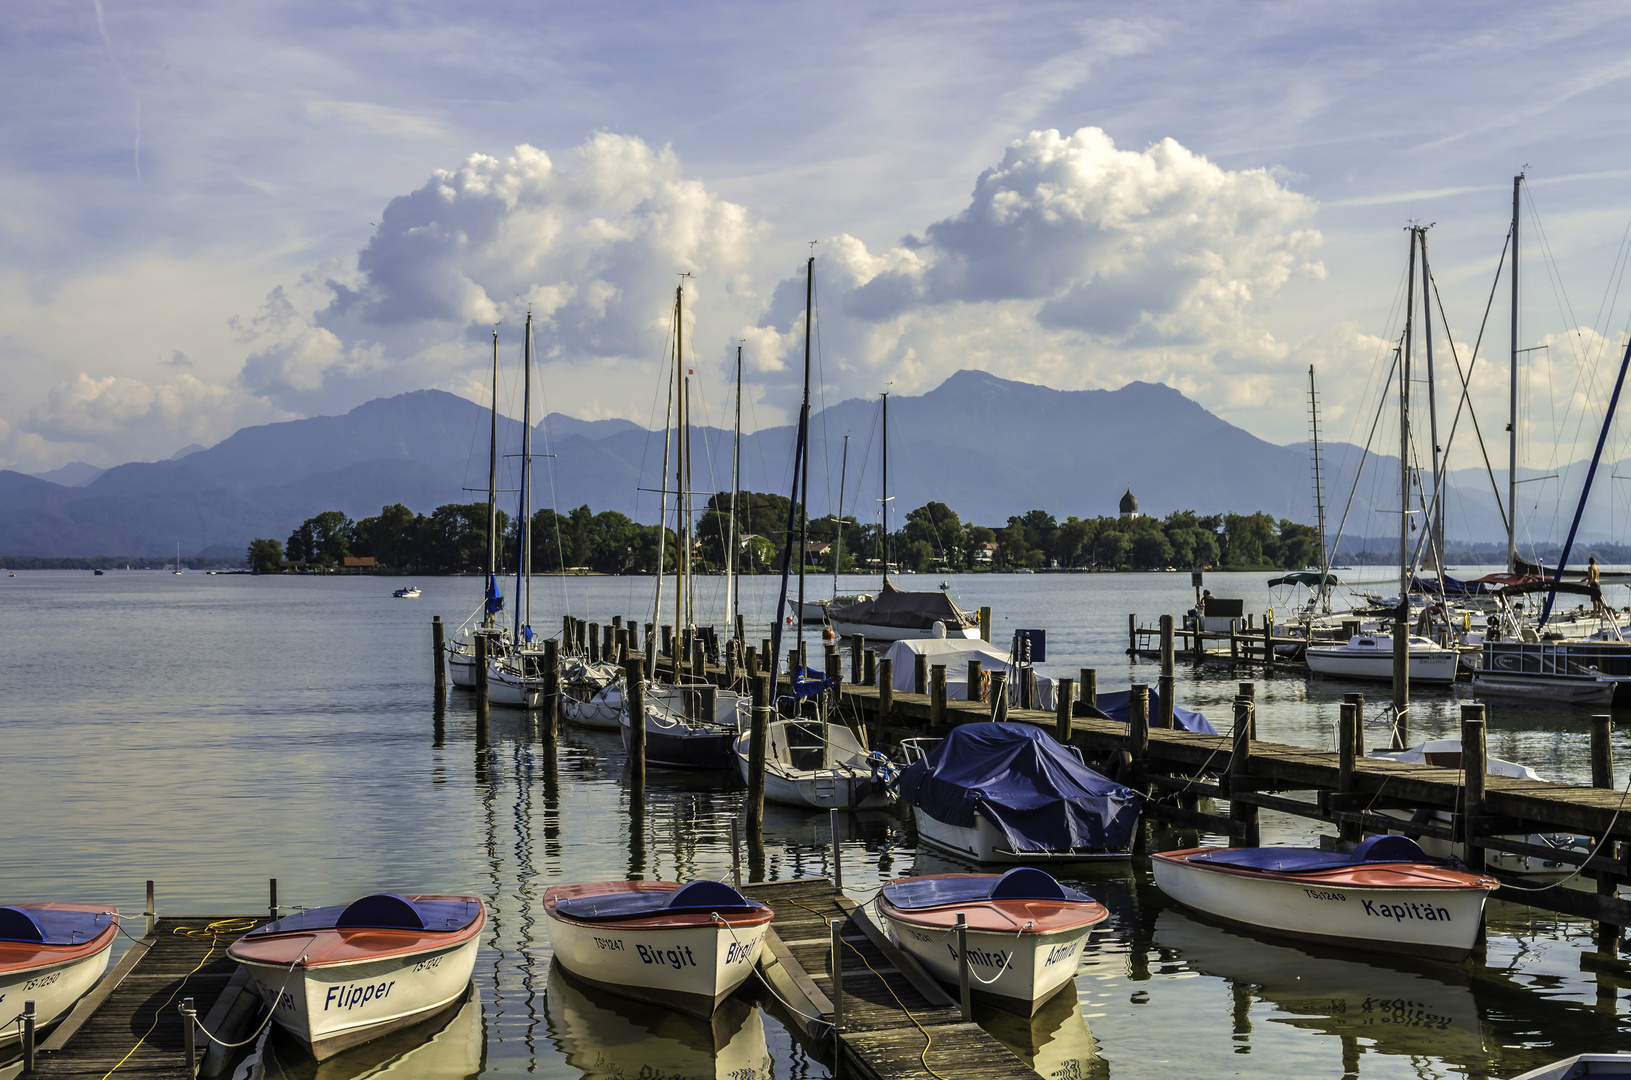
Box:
(742, 878), (1040, 1080)
(32, 915), (263, 1079)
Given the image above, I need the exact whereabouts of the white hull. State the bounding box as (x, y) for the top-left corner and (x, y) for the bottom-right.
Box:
(733, 721), (894, 810)
(1151, 855), (1490, 961)
(449, 651), (477, 690)
(880, 909), (1093, 1015)
(487, 662), (547, 708)
(1304, 647), (1459, 684)
(564, 688), (625, 730)
(0, 940), (114, 1045)
(912, 808), (1128, 864)
(830, 619), (979, 642)
(546, 913), (765, 1017)
(257, 985), (483, 1079)
(238, 933), (481, 1060)
(1470, 672), (1617, 704)
(1375, 808), (1579, 878)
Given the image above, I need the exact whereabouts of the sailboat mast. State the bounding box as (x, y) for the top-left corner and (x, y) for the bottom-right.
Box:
(1420, 229), (1444, 571)
(684, 374), (694, 631)
(767, 256), (815, 701)
(673, 284), (687, 669)
(728, 344), (741, 631)
(1395, 230), (1416, 735)
(1508, 173), (1523, 573)
(1308, 365), (1330, 613)
(796, 260), (813, 656)
(881, 392), (890, 584)
(485, 329), (499, 628)
(835, 434), (849, 597)
(515, 312), (534, 644)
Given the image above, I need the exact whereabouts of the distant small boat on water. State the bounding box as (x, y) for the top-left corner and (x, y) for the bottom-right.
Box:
(393, 586), (421, 598)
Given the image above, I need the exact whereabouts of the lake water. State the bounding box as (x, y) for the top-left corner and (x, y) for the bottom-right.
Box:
(3, 568), (1628, 1079)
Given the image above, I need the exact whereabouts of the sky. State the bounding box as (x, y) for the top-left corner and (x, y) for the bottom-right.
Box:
(6, 1), (1631, 478)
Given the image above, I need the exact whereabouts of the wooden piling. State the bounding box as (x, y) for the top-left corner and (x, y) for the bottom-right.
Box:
(878, 658), (894, 718)
(603, 622), (614, 660)
(1593, 714), (1617, 954)
(1020, 666), (1035, 710)
(1230, 696), (1258, 847)
(1128, 613), (1137, 654)
(475, 633), (489, 724)
(1055, 677), (1074, 744)
(1344, 692), (1365, 755)
(748, 675), (768, 837)
(850, 635), (864, 684)
(626, 657), (646, 794)
(542, 638), (560, 738)
(863, 649), (876, 687)
(746, 646), (759, 680)
(1461, 704), (1487, 874)
(616, 627), (629, 667)
(980, 606), (992, 642)
(968, 659), (983, 702)
(914, 652), (928, 695)
(1262, 619), (1275, 675)
(1081, 668), (1096, 709)
(1128, 684), (1149, 760)
(1158, 614), (1175, 730)
(589, 621), (601, 662)
(930, 664), (947, 729)
(1338, 701), (1360, 843)
(990, 671), (1009, 722)
(432, 616), (446, 698)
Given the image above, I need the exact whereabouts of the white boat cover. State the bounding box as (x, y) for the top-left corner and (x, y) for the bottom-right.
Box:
(880, 638), (1054, 710)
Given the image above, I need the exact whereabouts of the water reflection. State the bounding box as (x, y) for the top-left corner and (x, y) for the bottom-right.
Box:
(977, 990), (1106, 1080)
(255, 985), (485, 1080)
(544, 961), (771, 1080)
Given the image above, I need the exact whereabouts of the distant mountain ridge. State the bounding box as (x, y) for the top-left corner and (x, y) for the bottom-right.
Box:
(0, 370), (1603, 557)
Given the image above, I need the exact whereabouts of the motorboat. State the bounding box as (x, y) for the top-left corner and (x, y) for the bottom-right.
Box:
(562, 659), (626, 730)
(733, 718), (897, 810)
(392, 586), (421, 598)
(619, 681), (747, 769)
(0, 904), (118, 1046)
(1151, 835), (1497, 961)
(1303, 633), (1460, 684)
(1472, 638), (1631, 704)
(543, 880), (772, 1017)
(1368, 740), (1586, 877)
(228, 893), (484, 1060)
(898, 722), (1139, 863)
(876, 867), (1107, 1015)
(828, 581), (980, 641)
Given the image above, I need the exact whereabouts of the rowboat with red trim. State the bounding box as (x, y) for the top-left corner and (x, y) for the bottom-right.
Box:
(876, 868), (1108, 1015)
(0, 904), (117, 1046)
(228, 894), (484, 1061)
(543, 880), (773, 1018)
(1150, 836), (1498, 961)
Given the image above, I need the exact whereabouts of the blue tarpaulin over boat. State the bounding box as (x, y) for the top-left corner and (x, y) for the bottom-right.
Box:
(898, 723), (1140, 854)
(1095, 689), (1217, 735)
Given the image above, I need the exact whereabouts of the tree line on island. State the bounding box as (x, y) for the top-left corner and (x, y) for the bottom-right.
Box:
(245, 494), (1327, 575)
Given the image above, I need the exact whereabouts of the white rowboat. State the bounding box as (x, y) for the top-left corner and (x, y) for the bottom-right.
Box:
(0, 904), (117, 1046)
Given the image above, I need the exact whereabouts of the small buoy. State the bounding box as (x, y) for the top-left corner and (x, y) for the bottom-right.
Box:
(785, 615), (794, 626)
(821, 626), (836, 645)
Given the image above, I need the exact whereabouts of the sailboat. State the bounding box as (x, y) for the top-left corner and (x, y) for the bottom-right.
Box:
(618, 283), (749, 767)
(1305, 226), (1460, 686)
(487, 313), (551, 709)
(450, 330), (510, 689)
(828, 392), (978, 641)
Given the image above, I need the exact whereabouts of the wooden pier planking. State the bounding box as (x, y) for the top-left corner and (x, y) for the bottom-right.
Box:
(741, 878), (1041, 1080)
(33, 915), (263, 1079)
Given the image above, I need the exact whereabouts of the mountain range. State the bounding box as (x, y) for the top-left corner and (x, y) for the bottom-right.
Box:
(0, 369), (1612, 558)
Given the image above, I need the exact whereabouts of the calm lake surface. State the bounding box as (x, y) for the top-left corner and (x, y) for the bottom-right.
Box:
(3, 568), (1629, 1079)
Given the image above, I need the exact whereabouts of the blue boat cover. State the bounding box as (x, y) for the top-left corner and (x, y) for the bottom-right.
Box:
(553, 880), (766, 922)
(898, 723), (1140, 854)
(1189, 835), (1427, 873)
(883, 867), (1094, 910)
(1096, 689), (1217, 735)
(246, 894), (481, 936)
(0, 906), (112, 945)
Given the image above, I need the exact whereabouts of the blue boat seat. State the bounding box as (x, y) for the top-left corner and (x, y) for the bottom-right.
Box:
(553, 880), (766, 922)
(248, 895), (481, 936)
(883, 867), (1094, 910)
(1189, 835), (1428, 873)
(337, 894), (426, 930)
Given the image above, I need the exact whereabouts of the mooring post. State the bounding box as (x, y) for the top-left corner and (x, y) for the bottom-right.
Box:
(863, 649), (876, 687)
(543, 638), (561, 738)
(1158, 615), (1176, 730)
(1592, 714), (1618, 954)
(748, 675), (768, 838)
(831, 915), (846, 1032)
(968, 659), (983, 702)
(1238, 683), (1257, 738)
(878, 658), (894, 718)
(22, 1000), (35, 1073)
(604, 622), (615, 661)
(761, 638), (772, 665)
(145, 879), (155, 917)
(826, 645), (842, 693)
(980, 606), (992, 642)
(1338, 702), (1361, 843)
(955, 913), (972, 1021)
(725, 638), (737, 683)
(431, 616), (446, 698)
(829, 807), (844, 891)
(1021, 667), (1036, 710)
(1081, 668), (1096, 709)
(661, 625), (673, 658)
(990, 671), (1009, 722)
(693, 639), (707, 688)
(269, 878), (278, 924)
(1230, 695), (1258, 847)
(914, 652), (928, 695)
(626, 657), (646, 795)
(1128, 612), (1138, 655)
(1461, 704), (1487, 875)
(180, 997), (197, 1078)
(1128, 683), (1150, 759)
(930, 664), (947, 729)
(1263, 619), (1275, 675)
(851, 635), (864, 683)
(730, 818), (741, 887)
(745, 646), (760, 680)
(1056, 677), (1074, 744)
(1230, 619), (1239, 662)
(735, 614), (746, 650)
(475, 634), (490, 723)
(588, 621), (601, 663)
(700, 683), (717, 729)
(577, 619), (589, 656)
(1344, 692), (1366, 755)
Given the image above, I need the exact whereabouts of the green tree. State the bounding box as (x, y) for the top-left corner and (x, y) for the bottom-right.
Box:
(1094, 527), (1131, 568)
(246, 538), (283, 572)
